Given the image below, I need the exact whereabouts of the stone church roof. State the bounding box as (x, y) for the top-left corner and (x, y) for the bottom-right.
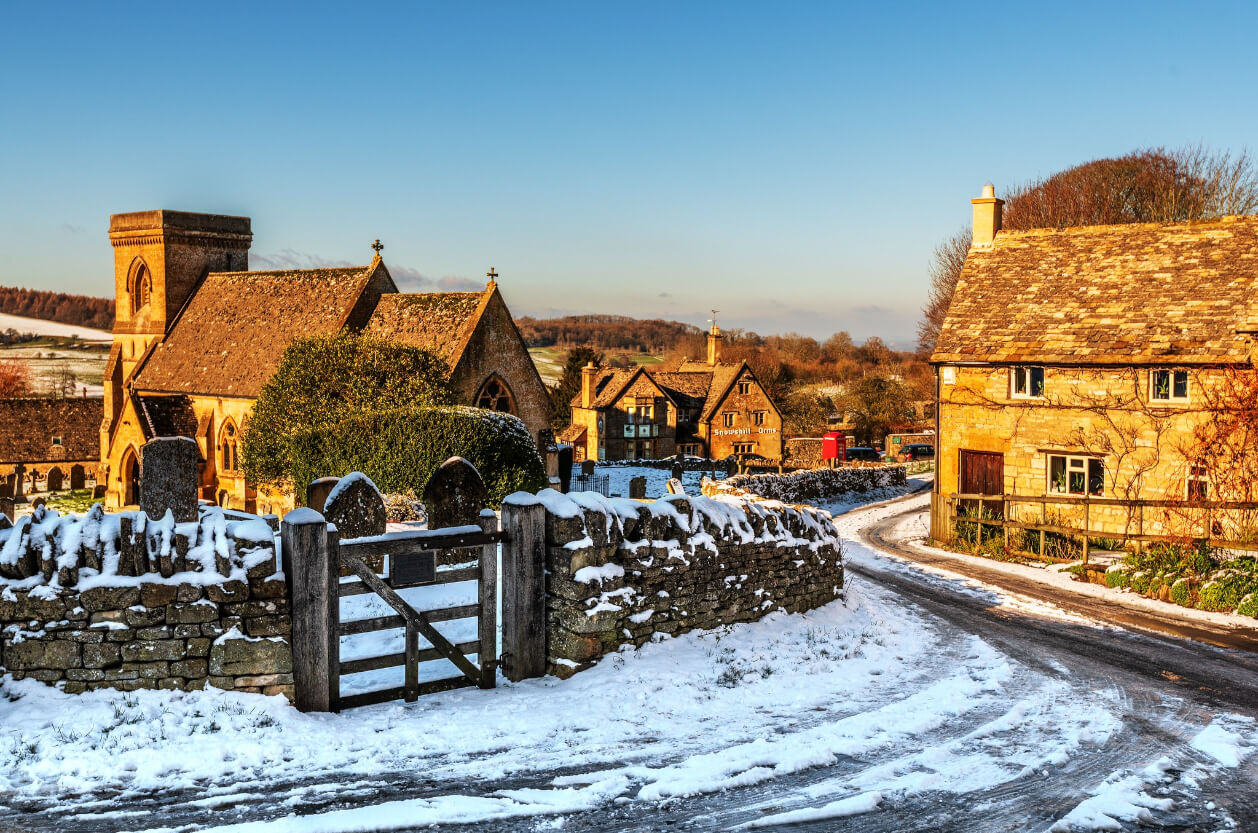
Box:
(133, 264), (388, 398)
(364, 291), (486, 366)
(933, 215), (1258, 366)
(0, 398), (101, 463)
(135, 394), (198, 441)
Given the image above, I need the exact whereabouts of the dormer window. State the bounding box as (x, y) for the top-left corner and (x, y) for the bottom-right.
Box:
(1151, 369), (1189, 403)
(1011, 366), (1045, 399)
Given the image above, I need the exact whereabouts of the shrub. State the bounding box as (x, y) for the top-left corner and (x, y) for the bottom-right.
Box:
(243, 332), (454, 489)
(1197, 569), (1258, 613)
(1130, 571), (1150, 594)
(1237, 593), (1258, 618)
(1170, 578), (1193, 607)
(290, 406), (547, 506)
(1104, 567), (1130, 589)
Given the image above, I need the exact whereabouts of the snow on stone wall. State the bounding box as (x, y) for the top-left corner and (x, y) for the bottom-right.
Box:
(513, 489), (843, 677)
(705, 464), (906, 504)
(0, 505), (292, 697)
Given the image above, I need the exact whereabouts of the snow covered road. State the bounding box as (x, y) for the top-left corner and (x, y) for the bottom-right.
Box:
(2, 492), (1257, 832)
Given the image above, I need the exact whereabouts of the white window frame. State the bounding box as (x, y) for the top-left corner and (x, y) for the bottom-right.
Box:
(1150, 369), (1190, 404)
(1046, 453), (1104, 497)
(737, 381), (752, 395)
(722, 412), (737, 427)
(1011, 366), (1045, 399)
(1186, 463), (1209, 501)
(733, 442), (755, 455)
(753, 410), (767, 426)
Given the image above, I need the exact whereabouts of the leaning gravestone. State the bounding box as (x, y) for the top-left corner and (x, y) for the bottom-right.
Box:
(306, 476), (341, 513)
(666, 478), (685, 495)
(140, 436), (199, 522)
(423, 457), (487, 529)
(0, 497), (13, 523)
(629, 476), (647, 500)
(70, 465), (85, 490)
(322, 472), (386, 540)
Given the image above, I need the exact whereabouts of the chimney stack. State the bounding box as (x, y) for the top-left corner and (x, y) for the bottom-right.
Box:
(581, 362), (597, 409)
(971, 182), (1004, 247)
(707, 323), (723, 366)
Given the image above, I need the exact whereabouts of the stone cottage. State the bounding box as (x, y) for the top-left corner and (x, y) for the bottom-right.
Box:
(931, 184), (1258, 539)
(561, 323), (784, 461)
(101, 210), (550, 515)
(0, 397), (101, 495)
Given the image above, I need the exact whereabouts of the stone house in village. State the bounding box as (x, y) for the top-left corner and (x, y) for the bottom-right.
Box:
(101, 210), (549, 515)
(561, 324), (784, 461)
(930, 184), (1258, 540)
(0, 397), (101, 496)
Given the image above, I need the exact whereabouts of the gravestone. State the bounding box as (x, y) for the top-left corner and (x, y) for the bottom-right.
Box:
(12, 464), (27, 504)
(0, 479), (10, 499)
(423, 457), (487, 529)
(629, 476), (647, 500)
(70, 465), (85, 490)
(46, 467), (64, 492)
(322, 472), (386, 540)
(556, 445), (573, 494)
(581, 459), (595, 477)
(140, 437), (199, 522)
(666, 478), (685, 495)
(31, 497), (46, 511)
(306, 477), (341, 513)
(671, 461), (684, 482)
(0, 497), (13, 523)
(92, 484), (107, 500)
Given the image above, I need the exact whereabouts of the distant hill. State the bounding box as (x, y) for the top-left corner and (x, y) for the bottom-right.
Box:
(516, 314), (701, 353)
(0, 286), (113, 331)
(0, 312), (112, 341)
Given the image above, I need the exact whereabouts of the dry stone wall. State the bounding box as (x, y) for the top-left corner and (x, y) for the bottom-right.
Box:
(706, 464), (906, 504)
(0, 504), (293, 697)
(512, 489), (843, 677)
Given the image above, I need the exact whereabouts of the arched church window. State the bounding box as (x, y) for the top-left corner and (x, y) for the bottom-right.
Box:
(475, 376), (515, 413)
(130, 262), (152, 314)
(221, 423), (239, 472)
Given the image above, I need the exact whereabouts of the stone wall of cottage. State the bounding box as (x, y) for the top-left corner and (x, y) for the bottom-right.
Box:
(0, 505), (292, 696)
(937, 365), (1232, 538)
(534, 491), (842, 677)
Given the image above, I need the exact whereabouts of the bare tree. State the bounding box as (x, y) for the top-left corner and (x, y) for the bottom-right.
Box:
(916, 227), (970, 355)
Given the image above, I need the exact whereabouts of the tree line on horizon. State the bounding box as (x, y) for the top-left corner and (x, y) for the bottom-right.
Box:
(0, 286), (114, 331)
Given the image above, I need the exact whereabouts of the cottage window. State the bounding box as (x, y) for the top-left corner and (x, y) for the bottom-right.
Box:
(1151, 369), (1189, 403)
(1047, 453), (1104, 497)
(1011, 366), (1045, 398)
(737, 381), (752, 395)
(51, 436), (62, 446)
(753, 411), (767, 426)
(722, 412), (737, 427)
(733, 442), (755, 454)
(1187, 464), (1209, 501)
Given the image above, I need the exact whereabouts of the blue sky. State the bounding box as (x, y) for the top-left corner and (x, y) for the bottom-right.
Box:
(1, 1), (1255, 346)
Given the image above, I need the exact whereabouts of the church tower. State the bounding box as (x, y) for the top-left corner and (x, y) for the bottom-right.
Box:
(108, 210), (252, 367)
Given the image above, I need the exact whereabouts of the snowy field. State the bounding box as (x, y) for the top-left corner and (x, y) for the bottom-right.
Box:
(0, 312), (112, 341)
(1, 488), (1255, 832)
(594, 462), (728, 499)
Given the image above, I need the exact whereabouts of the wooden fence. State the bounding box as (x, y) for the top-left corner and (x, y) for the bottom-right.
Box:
(932, 491), (1258, 563)
(282, 501), (547, 712)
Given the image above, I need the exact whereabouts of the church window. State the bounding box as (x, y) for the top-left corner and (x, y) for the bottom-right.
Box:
(130, 262), (152, 314)
(220, 423), (239, 472)
(476, 376), (515, 413)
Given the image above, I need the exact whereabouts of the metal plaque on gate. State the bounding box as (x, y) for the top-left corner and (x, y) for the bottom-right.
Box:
(391, 551), (436, 587)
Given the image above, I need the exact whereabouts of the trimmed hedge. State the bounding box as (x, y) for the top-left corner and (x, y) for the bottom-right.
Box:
(709, 465), (906, 504)
(243, 333), (453, 489)
(291, 406), (547, 506)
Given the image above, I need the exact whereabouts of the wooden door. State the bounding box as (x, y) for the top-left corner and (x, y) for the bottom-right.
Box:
(959, 450), (1003, 518)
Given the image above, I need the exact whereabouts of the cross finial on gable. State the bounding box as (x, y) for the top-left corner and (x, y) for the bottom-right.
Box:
(486, 267), (498, 288)
(371, 239), (384, 256)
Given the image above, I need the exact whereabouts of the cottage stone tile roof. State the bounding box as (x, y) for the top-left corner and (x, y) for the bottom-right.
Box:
(0, 398), (101, 463)
(933, 215), (1258, 365)
(651, 372), (713, 409)
(365, 292), (486, 366)
(133, 265), (382, 397)
(571, 362), (755, 421)
(136, 394), (198, 441)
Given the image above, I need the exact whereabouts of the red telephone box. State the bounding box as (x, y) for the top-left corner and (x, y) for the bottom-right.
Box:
(822, 431), (847, 464)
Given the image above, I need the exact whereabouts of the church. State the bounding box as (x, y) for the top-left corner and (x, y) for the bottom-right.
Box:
(101, 210), (550, 515)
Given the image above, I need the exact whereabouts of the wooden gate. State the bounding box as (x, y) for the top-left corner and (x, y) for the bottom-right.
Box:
(959, 449), (1004, 519)
(283, 501), (548, 712)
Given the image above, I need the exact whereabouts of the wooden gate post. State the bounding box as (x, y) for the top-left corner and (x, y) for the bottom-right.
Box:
(477, 509), (499, 689)
(500, 500), (546, 682)
(282, 508), (339, 712)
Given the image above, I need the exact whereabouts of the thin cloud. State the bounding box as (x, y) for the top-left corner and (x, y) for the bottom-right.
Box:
(250, 250), (482, 293)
